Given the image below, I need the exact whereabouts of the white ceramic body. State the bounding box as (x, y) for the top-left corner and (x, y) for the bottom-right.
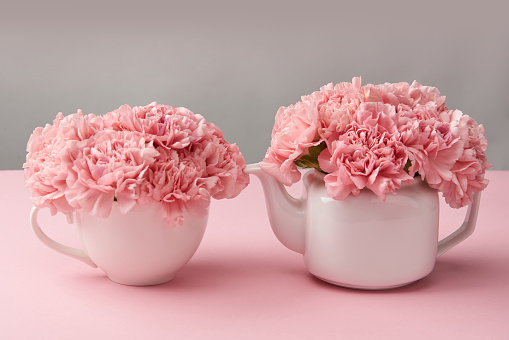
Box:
(246, 163), (481, 290)
(304, 171), (439, 289)
(31, 202), (208, 286)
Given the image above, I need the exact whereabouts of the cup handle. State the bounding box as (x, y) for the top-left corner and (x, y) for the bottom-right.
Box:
(30, 206), (98, 268)
(437, 192), (481, 256)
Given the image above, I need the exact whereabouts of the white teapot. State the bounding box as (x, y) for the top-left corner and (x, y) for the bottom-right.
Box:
(246, 163), (480, 290)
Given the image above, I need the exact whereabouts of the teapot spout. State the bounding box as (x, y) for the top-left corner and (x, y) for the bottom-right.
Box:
(245, 163), (305, 254)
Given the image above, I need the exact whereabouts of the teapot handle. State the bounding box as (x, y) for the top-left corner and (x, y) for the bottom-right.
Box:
(30, 206), (97, 267)
(437, 192), (481, 256)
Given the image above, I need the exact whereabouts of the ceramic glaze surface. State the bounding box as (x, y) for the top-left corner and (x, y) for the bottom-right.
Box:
(303, 171), (439, 288)
(246, 163), (481, 290)
(31, 203), (208, 286)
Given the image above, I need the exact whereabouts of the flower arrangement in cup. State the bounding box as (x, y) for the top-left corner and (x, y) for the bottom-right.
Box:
(260, 77), (491, 208)
(24, 102), (250, 226)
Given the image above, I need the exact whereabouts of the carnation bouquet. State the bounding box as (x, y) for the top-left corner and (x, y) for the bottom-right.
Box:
(24, 102), (250, 226)
(260, 77), (491, 208)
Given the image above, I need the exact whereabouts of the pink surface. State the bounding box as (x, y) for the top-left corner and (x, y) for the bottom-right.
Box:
(1, 170), (508, 339)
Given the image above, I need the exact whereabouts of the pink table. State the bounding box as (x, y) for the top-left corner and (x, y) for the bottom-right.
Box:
(1, 170), (508, 339)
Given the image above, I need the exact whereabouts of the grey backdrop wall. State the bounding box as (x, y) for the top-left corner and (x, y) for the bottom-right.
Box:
(1, 0), (508, 170)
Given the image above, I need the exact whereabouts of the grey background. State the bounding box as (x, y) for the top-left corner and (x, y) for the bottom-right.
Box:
(2, 0), (508, 170)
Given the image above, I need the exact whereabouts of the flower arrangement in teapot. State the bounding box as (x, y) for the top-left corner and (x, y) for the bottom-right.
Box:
(260, 77), (491, 208)
(24, 102), (250, 227)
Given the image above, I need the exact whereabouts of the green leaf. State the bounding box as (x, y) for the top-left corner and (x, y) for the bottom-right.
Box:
(294, 142), (327, 173)
(404, 159), (412, 174)
(403, 159), (420, 178)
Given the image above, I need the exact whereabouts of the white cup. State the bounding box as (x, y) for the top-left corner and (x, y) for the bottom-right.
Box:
(31, 202), (208, 286)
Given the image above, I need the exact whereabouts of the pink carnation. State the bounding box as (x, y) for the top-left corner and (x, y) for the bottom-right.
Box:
(23, 111), (98, 215)
(260, 77), (491, 208)
(260, 100), (320, 185)
(431, 111), (491, 207)
(306, 78), (364, 140)
(260, 77), (366, 185)
(24, 103), (249, 226)
(103, 103), (208, 149)
(144, 147), (215, 226)
(398, 117), (464, 184)
(319, 102), (412, 200)
(367, 81), (447, 111)
(65, 130), (159, 218)
(194, 132), (250, 200)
